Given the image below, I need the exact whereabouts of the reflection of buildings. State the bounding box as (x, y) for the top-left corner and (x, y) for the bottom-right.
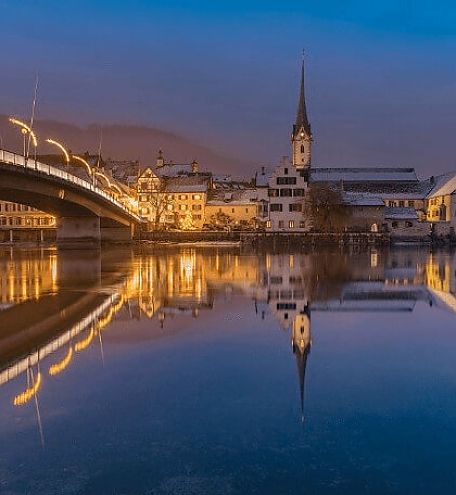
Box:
(2, 247), (456, 429)
(0, 249), (58, 309)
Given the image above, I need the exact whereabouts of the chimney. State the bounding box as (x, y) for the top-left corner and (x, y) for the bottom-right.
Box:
(430, 175), (435, 185)
(191, 160), (199, 173)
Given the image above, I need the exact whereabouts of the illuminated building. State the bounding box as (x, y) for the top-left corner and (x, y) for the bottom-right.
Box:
(0, 201), (55, 241)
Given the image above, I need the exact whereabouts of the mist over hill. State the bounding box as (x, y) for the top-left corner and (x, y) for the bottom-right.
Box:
(0, 115), (255, 175)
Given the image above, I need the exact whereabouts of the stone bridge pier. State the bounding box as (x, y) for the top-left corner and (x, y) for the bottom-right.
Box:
(56, 216), (135, 244)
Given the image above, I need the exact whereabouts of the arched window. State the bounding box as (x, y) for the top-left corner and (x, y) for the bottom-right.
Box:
(300, 144), (305, 153)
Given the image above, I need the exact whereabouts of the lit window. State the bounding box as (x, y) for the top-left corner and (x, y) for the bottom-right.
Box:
(266, 220), (271, 228)
(289, 220), (294, 228)
(192, 194), (201, 200)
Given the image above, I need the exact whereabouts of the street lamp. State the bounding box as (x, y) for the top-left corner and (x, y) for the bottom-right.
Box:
(72, 154), (92, 181)
(45, 138), (70, 166)
(9, 117), (38, 167)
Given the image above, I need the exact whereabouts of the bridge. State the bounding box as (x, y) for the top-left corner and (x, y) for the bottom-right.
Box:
(0, 149), (142, 243)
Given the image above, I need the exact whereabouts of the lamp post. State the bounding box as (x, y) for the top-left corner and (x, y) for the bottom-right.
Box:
(72, 155), (93, 182)
(45, 139), (70, 168)
(9, 117), (38, 168)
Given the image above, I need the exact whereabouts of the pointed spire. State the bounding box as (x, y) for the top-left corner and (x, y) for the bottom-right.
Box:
(295, 345), (310, 424)
(294, 52), (311, 137)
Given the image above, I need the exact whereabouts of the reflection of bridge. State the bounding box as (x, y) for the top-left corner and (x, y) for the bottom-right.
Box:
(2, 247), (456, 429)
(0, 150), (142, 243)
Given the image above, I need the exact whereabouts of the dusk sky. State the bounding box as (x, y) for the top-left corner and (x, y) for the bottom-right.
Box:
(2, 1), (456, 175)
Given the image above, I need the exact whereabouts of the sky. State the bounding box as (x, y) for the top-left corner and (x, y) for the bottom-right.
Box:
(1, 0), (456, 175)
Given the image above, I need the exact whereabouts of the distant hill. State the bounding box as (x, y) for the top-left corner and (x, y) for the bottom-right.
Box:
(0, 115), (253, 175)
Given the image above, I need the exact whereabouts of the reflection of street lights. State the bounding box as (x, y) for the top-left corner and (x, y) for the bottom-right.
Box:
(45, 138), (69, 166)
(9, 117), (38, 166)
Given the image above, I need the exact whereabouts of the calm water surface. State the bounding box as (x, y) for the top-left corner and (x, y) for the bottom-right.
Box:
(0, 246), (456, 494)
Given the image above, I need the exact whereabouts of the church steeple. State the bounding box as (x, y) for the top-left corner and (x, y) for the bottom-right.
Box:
(291, 54), (313, 169)
(294, 60), (311, 137)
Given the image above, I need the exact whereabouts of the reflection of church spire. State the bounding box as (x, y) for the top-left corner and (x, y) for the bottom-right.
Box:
(291, 303), (311, 423)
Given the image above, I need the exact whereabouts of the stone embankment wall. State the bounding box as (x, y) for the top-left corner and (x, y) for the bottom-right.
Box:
(0, 228), (56, 244)
(140, 230), (390, 246)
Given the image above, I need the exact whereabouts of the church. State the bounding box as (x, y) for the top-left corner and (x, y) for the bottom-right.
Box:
(256, 59), (456, 237)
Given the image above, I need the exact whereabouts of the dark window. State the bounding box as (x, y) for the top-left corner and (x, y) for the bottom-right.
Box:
(293, 189), (305, 197)
(408, 200), (415, 207)
(392, 221), (398, 228)
(268, 189), (279, 197)
(277, 303), (297, 310)
(270, 203), (283, 212)
(284, 167), (288, 175)
(405, 221), (413, 227)
(277, 177), (296, 185)
(300, 144), (305, 153)
(399, 201), (405, 207)
(270, 276), (283, 284)
(278, 220), (284, 228)
(280, 189), (292, 197)
(289, 203), (302, 212)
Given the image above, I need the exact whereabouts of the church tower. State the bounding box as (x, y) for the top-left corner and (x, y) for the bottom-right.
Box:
(291, 57), (313, 169)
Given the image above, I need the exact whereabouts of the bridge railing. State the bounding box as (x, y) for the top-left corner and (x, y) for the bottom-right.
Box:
(0, 149), (141, 221)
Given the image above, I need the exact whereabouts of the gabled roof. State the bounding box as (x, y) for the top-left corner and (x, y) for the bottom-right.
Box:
(427, 172), (456, 198)
(138, 167), (159, 179)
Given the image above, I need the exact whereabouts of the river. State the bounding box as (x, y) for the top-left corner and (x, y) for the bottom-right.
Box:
(0, 245), (455, 494)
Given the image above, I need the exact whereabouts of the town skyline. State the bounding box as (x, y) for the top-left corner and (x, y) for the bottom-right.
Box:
(2, 1), (456, 176)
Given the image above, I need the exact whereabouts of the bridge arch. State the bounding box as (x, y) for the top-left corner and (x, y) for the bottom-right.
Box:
(0, 150), (141, 243)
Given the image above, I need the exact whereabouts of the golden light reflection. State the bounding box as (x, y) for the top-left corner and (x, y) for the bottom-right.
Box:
(13, 372), (42, 406)
(74, 327), (95, 352)
(49, 347), (73, 376)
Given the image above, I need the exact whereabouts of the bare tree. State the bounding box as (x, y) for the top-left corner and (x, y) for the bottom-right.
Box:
(303, 185), (350, 232)
(148, 182), (175, 230)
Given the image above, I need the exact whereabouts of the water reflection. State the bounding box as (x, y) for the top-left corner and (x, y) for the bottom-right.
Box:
(0, 247), (456, 445)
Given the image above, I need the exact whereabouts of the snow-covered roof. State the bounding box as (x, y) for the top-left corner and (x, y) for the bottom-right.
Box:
(427, 172), (456, 198)
(311, 167), (419, 183)
(155, 163), (193, 177)
(255, 166), (274, 187)
(167, 184), (207, 193)
(384, 207), (418, 220)
(343, 192), (385, 206)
